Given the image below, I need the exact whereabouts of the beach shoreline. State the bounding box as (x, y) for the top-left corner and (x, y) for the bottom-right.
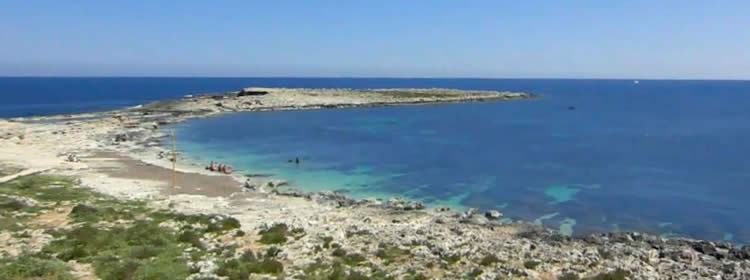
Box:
(2, 87), (748, 279)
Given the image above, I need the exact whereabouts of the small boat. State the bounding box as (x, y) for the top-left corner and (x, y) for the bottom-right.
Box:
(633, 80), (640, 84)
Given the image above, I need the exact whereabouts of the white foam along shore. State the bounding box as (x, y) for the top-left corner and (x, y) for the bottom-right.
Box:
(2, 87), (749, 279)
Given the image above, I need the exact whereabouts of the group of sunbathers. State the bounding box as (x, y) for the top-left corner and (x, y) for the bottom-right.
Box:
(206, 160), (233, 174)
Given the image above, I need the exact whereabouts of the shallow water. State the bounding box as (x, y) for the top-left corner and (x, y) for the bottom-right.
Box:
(170, 79), (750, 243)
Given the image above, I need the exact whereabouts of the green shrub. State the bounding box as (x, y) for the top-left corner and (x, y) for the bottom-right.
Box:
(523, 260), (540, 269)
(206, 216), (241, 233)
(177, 229), (203, 248)
(0, 196), (26, 211)
(0, 175), (89, 202)
(467, 268), (483, 278)
(129, 246), (160, 259)
(584, 269), (629, 280)
(559, 272), (581, 280)
(374, 243), (411, 263)
(43, 221), (191, 280)
(239, 250), (256, 262)
(0, 215), (25, 232)
(345, 230), (371, 238)
(215, 255), (284, 279)
(479, 254), (500, 266)
(265, 247), (282, 258)
(322, 236), (334, 248)
(441, 254), (461, 265)
(0, 255), (75, 280)
(343, 270), (369, 280)
(332, 248), (347, 257)
(341, 253), (366, 266)
(149, 211), (241, 234)
(259, 224), (289, 244)
(406, 273), (429, 280)
(597, 248), (612, 260)
(299, 262), (378, 280)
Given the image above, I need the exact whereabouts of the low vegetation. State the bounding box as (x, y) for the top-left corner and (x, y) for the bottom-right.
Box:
(215, 249), (284, 280)
(0, 173), (637, 279)
(375, 242), (412, 264)
(0, 174), (245, 280)
(479, 254), (500, 266)
(559, 272), (581, 280)
(0, 255), (76, 280)
(584, 269), (630, 280)
(301, 261), (394, 280)
(441, 254), (461, 265)
(372, 90), (457, 99)
(259, 223), (290, 244)
(523, 260), (541, 270)
(258, 223), (304, 245)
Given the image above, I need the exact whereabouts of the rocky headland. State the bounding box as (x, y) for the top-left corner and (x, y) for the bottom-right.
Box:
(1, 87), (748, 279)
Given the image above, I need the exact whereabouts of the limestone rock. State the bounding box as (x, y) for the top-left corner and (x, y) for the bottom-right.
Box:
(485, 210), (503, 220)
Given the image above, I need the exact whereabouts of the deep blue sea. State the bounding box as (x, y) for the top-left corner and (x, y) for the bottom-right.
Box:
(3, 78), (749, 242)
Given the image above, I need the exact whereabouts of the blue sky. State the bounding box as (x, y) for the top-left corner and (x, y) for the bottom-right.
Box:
(1, 1), (748, 79)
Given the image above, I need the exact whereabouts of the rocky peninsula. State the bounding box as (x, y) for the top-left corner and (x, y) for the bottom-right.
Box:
(1, 87), (748, 279)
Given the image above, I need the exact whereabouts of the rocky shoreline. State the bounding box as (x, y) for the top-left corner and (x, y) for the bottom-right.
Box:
(1, 87), (749, 279)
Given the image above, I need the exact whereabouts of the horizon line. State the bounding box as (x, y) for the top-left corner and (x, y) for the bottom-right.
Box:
(1, 75), (749, 82)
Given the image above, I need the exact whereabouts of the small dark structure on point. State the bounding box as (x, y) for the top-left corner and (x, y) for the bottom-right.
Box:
(237, 89), (269, 97)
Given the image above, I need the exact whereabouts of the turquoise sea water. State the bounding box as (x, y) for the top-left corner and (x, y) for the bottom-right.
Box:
(2, 78), (749, 243)
(167, 79), (750, 243)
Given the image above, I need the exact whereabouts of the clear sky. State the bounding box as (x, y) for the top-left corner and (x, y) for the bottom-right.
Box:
(1, 1), (749, 79)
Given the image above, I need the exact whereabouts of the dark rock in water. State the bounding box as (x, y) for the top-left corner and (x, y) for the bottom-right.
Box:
(273, 189), (306, 197)
(729, 246), (750, 260)
(435, 207), (451, 212)
(568, 106), (576, 110)
(243, 180), (258, 191)
(692, 241), (725, 259)
(244, 173), (273, 178)
(264, 180), (287, 189)
(384, 197), (425, 211)
(309, 191), (359, 208)
(274, 189), (359, 208)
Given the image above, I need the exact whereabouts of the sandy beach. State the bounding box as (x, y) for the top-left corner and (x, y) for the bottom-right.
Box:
(1, 88), (748, 279)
